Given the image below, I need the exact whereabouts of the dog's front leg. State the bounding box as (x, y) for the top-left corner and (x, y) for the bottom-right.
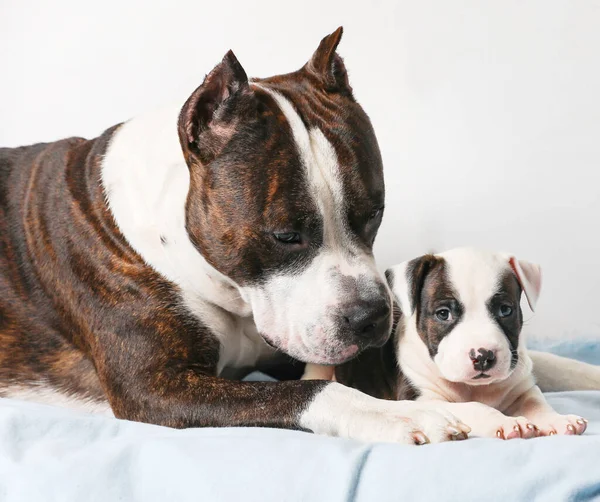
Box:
(504, 386), (588, 436)
(94, 328), (469, 443)
(104, 370), (471, 443)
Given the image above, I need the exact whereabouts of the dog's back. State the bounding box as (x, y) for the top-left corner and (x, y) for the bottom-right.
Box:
(0, 140), (110, 408)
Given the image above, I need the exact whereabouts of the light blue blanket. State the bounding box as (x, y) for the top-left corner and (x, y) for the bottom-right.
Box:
(0, 391), (598, 501)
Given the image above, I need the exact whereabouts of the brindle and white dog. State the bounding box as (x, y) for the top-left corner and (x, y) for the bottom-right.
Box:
(306, 248), (600, 440)
(2, 27), (596, 445)
(0, 28), (474, 444)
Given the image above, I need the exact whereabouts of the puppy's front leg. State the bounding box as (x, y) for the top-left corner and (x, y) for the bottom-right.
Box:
(302, 363), (335, 381)
(436, 401), (538, 440)
(505, 386), (588, 436)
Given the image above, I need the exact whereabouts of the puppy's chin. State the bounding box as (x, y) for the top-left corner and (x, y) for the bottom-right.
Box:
(439, 367), (514, 386)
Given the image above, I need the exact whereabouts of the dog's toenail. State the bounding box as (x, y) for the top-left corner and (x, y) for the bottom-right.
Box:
(567, 424), (575, 432)
(549, 430), (556, 436)
(527, 424), (534, 430)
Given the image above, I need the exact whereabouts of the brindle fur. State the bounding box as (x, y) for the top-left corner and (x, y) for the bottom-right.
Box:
(0, 28), (386, 429)
(335, 304), (419, 401)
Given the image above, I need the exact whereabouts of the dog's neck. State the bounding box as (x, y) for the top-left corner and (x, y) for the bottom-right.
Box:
(101, 105), (252, 318)
(100, 106), (277, 373)
(397, 317), (535, 412)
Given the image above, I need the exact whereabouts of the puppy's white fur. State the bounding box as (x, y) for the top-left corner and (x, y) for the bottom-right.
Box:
(397, 249), (528, 397)
(392, 248), (590, 438)
(306, 248), (597, 439)
(530, 350), (600, 392)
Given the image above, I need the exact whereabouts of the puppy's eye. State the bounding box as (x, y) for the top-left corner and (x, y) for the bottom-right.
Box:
(498, 305), (513, 318)
(273, 232), (302, 244)
(435, 308), (452, 321)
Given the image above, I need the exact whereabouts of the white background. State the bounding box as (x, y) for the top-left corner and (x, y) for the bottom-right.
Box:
(2, 0), (599, 340)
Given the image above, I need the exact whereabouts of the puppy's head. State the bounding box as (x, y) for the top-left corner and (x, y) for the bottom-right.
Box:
(386, 248), (541, 385)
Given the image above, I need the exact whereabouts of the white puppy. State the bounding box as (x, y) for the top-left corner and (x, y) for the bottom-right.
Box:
(305, 248), (596, 440)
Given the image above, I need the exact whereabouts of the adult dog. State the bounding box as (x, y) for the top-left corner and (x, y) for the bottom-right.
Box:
(0, 28), (476, 444)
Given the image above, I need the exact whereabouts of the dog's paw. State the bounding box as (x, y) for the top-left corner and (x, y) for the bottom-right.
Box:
(300, 383), (471, 445)
(384, 402), (472, 444)
(345, 405), (470, 445)
(526, 412), (588, 436)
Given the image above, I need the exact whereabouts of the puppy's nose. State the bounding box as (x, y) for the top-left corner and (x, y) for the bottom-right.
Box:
(470, 348), (497, 372)
(341, 300), (391, 344)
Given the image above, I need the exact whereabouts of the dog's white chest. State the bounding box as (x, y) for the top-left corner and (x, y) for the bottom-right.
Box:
(185, 297), (276, 374)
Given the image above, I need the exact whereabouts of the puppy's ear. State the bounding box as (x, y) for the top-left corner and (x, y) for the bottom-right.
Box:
(305, 27), (352, 94)
(178, 51), (254, 164)
(508, 257), (542, 312)
(385, 254), (440, 317)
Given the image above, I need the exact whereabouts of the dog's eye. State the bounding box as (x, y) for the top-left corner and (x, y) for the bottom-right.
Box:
(435, 308), (452, 321)
(273, 232), (302, 244)
(498, 305), (513, 318)
(369, 207), (384, 220)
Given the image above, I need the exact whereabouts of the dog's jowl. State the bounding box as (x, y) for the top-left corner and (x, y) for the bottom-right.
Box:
(0, 29), (470, 443)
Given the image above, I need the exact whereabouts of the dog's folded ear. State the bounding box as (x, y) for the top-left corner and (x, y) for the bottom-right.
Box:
(305, 27), (353, 95)
(508, 257), (542, 312)
(178, 51), (254, 164)
(385, 254), (441, 318)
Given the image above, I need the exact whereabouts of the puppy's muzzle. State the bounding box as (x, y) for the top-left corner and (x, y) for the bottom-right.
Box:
(470, 347), (497, 375)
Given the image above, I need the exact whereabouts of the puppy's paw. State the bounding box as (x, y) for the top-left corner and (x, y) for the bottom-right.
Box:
(441, 402), (535, 440)
(468, 414), (536, 439)
(526, 412), (588, 436)
(493, 416), (537, 440)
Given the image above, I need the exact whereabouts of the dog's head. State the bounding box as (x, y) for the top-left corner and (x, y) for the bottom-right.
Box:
(386, 248), (541, 385)
(176, 28), (392, 364)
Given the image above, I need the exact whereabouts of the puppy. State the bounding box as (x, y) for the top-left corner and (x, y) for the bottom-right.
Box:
(305, 248), (589, 439)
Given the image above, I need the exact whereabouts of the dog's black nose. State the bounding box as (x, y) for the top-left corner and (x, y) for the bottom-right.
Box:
(470, 348), (497, 372)
(341, 300), (391, 345)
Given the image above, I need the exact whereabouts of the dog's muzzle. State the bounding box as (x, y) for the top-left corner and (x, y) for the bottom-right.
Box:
(337, 298), (392, 349)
